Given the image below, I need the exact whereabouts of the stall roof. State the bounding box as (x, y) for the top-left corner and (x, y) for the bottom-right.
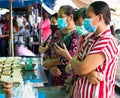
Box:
(0, 0), (55, 9)
(0, 0), (40, 8)
(0, 0), (56, 15)
(72, 0), (92, 8)
(54, 0), (78, 12)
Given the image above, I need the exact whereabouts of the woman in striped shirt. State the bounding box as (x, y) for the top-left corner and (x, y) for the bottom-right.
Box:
(55, 1), (118, 98)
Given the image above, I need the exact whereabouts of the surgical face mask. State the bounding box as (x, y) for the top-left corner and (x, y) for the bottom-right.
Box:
(57, 18), (67, 29)
(84, 18), (98, 33)
(76, 25), (88, 35)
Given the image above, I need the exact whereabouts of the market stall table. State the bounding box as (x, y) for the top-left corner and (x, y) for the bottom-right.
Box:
(0, 56), (48, 97)
(0, 86), (68, 98)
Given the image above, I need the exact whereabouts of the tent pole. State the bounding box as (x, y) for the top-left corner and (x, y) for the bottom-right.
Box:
(39, 1), (43, 45)
(9, 0), (14, 57)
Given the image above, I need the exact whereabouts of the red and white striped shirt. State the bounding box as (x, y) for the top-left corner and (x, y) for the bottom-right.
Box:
(73, 29), (118, 98)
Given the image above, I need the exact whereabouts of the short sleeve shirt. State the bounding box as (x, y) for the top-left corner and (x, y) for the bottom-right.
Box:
(73, 29), (118, 98)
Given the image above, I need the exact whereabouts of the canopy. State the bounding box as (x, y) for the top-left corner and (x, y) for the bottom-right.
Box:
(0, 0), (55, 9)
(72, 0), (92, 8)
(0, 9), (9, 14)
(54, 0), (77, 12)
(0, 0), (40, 8)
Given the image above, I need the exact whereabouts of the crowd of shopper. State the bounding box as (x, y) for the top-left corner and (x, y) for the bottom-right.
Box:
(0, 11), (52, 56)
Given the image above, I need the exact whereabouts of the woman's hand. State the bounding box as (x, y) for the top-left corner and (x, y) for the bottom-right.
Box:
(0, 34), (9, 38)
(54, 43), (67, 56)
(50, 66), (62, 77)
(54, 43), (72, 61)
(38, 44), (48, 53)
(43, 60), (51, 69)
(65, 64), (73, 73)
(43, 58), (61, 70)
(87, 71), (104, 85)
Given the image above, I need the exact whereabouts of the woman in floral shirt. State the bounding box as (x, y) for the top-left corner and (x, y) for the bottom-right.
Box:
(41, 5), (80, 86)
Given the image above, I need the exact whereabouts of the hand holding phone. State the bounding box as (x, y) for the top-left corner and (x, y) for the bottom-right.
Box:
(56, 41), (64, 48)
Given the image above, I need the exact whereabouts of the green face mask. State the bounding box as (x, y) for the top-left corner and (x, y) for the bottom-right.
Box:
(76, 25), (88, 35)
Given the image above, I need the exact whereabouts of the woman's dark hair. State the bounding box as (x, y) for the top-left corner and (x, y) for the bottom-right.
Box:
(59, 5), (75, 16)
(0, 17), (6, 24)
(90, 1), (111, 25)
(90, 1), (115, 36)
(51, 13), (57, 20)
(110, 25), (115, 36)
(74, 7), (87, 22)
(42, 12), (48, 20)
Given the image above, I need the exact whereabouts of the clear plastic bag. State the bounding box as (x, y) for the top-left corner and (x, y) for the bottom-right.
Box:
(12, 81), (38, 98)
